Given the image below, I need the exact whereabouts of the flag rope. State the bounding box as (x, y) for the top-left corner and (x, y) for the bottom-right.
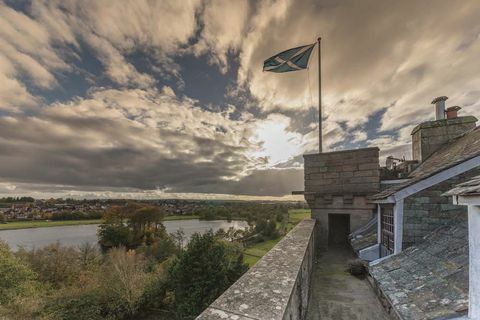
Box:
(306, 67), (316, 124)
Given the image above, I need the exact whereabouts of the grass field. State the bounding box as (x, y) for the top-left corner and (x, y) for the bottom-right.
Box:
(0, 214), (202, 231)
(0, 219), (101, 230)
(243, 209), (311, 267)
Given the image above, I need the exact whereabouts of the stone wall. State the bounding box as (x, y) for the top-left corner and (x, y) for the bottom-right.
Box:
(197, 219), (317, 320)
(403, 167), (480, 248)
(304, 148), (380, 250)
(304, 147), (380, 195)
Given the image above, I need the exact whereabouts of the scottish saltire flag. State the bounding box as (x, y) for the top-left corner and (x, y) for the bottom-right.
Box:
(263, 43), (315, 73)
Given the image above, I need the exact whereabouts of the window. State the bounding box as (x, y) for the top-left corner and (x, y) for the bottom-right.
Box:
(381, 205), (394, 256)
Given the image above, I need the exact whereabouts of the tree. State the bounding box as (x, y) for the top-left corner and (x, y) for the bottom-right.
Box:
(169, 231), (248, 319)
(171, 228), (186, 250)
(98, 223), (132, 251)
(99, 248), (153, 318)
(98, 203), (166, 251)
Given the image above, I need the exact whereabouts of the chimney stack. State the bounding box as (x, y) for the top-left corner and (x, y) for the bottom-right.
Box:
(411, 97), (477, 163)
(431, 96), (448, 120)
(446, 106), (461, 119)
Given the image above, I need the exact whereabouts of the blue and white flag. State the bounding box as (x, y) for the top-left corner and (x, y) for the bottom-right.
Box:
(263, 43), (315, 73)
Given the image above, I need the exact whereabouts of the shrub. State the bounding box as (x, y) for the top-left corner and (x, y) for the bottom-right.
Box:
(42, 286), (104, 320)
(16, 243), (82, 287)
(348, 259), (367, 277)
(0, 241), (43, 318)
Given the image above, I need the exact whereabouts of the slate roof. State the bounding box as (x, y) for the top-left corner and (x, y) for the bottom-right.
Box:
(444, 174), (480, 196)
(350, 222), (377, 253)
(371, 126), (480, 200)
(369, 216), (469, 320)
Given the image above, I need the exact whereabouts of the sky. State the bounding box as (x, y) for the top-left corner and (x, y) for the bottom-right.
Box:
(1, 0), (480, 200)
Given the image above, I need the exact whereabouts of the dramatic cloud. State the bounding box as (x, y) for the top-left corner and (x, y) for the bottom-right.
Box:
(193, 0), (250, 73)
(0, 0), (479, 198)
(238, 0), (480, 136)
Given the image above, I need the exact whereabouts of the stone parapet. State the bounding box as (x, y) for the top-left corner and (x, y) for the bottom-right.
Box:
(197, 219), (317, 320)
(304, 147), (380, 195)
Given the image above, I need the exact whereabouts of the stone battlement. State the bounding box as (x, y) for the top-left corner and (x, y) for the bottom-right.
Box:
(304, 147), (380, 195)
(197, 219), (317, 320)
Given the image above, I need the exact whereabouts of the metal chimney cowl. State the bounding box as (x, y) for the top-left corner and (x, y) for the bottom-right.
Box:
(431, 96), (448, 120)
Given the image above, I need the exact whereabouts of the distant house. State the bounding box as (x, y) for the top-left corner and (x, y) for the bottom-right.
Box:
(355, 97), (479, 262)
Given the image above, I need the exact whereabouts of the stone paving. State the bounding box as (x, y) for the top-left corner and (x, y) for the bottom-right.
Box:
(306, 246), (388, 320)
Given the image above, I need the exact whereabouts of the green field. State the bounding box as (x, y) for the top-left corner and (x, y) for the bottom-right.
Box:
(0, 219), (101, 230)
(0, 214), (202, 231)
(243, 209), (311, 267)
(164, 215), (199, 221)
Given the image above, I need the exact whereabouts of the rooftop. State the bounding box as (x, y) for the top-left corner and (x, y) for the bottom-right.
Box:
(444, 174), (480, 196)
(370, 215), (469, 319)
(371, 126), (480, 200)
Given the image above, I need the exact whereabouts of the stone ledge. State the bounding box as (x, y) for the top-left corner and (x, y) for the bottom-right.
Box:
(197, 219), (317, 320)
(303, 147), (379, 158)
(411, 115), (478, 135)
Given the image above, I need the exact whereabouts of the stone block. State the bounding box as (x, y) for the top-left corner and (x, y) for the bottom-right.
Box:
(359, 163), (379, 170)
(324, 172), (339, 179)
(342, 164), (358, 171)
(354, 170), (376, 177)
(341, 171), (354, 178)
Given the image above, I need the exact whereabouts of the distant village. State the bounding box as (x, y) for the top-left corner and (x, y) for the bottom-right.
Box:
(0, 197), (307, 222)
(0, 198), (107, 221)
(0, 198), (207, 221)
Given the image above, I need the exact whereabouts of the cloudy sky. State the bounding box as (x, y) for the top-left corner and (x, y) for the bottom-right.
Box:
(1, 0), (480, 200)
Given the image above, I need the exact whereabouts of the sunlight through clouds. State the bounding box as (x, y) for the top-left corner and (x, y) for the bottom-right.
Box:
(251, 114), (302, 166)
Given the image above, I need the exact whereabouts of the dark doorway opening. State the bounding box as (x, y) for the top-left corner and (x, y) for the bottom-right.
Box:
(328, 214), (350, 246)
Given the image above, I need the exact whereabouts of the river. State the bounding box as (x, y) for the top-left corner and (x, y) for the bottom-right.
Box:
(0, 219), (249, 251)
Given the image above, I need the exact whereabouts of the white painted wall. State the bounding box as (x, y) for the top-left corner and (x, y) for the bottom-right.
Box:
(394, 199), (404, 254)
(377, 204), (381, 244)
(469, 204), (480, 319)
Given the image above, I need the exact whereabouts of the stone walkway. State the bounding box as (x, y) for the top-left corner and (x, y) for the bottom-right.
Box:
(306, 246), (389, 320)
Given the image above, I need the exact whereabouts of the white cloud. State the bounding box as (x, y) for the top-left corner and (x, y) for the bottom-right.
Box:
(30, 0), (202, 86)
(0, 1), (73, 110)
(351, 130), (367, 143)
(194, 0), (250, 73)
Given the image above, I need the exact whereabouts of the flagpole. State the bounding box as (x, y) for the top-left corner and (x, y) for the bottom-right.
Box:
(317, 37), (322, 153)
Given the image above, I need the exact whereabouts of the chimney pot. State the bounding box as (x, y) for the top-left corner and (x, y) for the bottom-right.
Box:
(431, 96), (448, 120)
(446, 106), (461, 119)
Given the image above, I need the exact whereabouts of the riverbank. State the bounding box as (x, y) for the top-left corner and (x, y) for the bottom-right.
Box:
(243, 209), (311, 267)
(0, 214), (203, 231)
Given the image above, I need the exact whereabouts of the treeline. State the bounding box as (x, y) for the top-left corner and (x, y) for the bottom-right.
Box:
(0, 202), (249, 319)
(0, 197), (35, 203)
(49, 211), (103, 221)
(195, 202), (291, 223)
